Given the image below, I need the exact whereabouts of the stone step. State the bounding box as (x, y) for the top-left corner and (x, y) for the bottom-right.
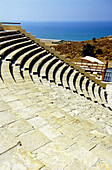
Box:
(1, 60), (16, 85)
(14, 46), (42, 65)
(22, 49), (47, 71)
(45, 58), (59, 81)
(68, 70), (79, 92)
(0, 127), (19, 155)
(2, 44), (39, 83)
(55, 63), (68, 86)
(87, 80), (97, 102)
(62, 66), (72, 89)
(12, 66), (25, 83)
(48, 59), (63, 82)
(82, 77), (91, 99)
(60, 65), (69, 86)
(0, 39), (32, 57)
(5, 43), (37, 61)
(100, 88), (108, 104)
(0, 36), (27, 50)
(0, 30), (20, 36)
(75, 73), (85, 95)
(39, 56), (57, 79)
(94, 84), (106, 104)
(0, 79), (111, 134)
(31, 74), (42, 84)
(0, 33), (23, 42)
(52, 62), (65, 85)
(23, 70), (33, 82)
(0, 146), (45, 169)
(30, 53), (52, 76)
(36, 53), (53, 78)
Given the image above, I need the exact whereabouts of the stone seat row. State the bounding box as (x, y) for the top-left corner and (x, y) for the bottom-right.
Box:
(0, 30), (109, 107)
(0, 29), (112, 169)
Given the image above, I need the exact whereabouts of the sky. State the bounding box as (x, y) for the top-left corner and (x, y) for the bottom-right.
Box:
(0, 0), (112, 22)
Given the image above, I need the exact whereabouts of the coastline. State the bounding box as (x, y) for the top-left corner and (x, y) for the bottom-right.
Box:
(40, 38), (62, 46)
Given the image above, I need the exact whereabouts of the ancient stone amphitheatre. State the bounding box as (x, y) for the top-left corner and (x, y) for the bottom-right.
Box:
(0, 23), (112, 169)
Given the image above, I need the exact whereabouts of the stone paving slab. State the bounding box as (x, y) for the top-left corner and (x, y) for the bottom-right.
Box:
(0, 146), (44, 170)
(0, 127), (19, 155)
(8, 100), (27, 111)
(66, 142), (88, 162)
(58, 122), (82, 139)
(15, 105), (41, 119)
(0, 109), (20, 127)
(27, 116), (48, 129)
(73, 132), (98, 151)
(38, 124), (62, 140)
(82, 144), (112, 168)
(33, 142), (73, 170)
(48, 116), (71, 129)
(7, 119), (33, 137)
(19, 130), (51, 152)
(64, 158), (89, 170)
(0, 100), (12, 112)
(52, 134), (75, 150)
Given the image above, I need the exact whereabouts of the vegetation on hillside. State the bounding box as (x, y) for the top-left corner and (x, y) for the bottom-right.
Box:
(53, 35), (112, 64)
(81, 43), (95, 57)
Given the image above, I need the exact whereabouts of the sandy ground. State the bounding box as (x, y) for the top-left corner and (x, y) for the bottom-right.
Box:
(40, 38), (61, 46)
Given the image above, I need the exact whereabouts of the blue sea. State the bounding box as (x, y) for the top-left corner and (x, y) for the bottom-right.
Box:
(21, 21), (112, 41)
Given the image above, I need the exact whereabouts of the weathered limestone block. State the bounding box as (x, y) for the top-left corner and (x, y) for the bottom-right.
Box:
(64, 158), (89, 170)
(0, 127), (19, 154)
(48, 116), (71, 129)
(52, 134), (74, 150)
(0, 109), (19, 127)
(82, 144), (112, 168)
(58, 123), (82, 139)
(39, 124), (62, 140)
(27, 116), (48, 129)
(7, 119), (33, 137)
(33, 142), (73, 169)
(106, 84), (112, 108)
(19, 130), (50, 152)
(0, 100), (11, 112)
(8, 100), (26, 111)
(16, 105), (42, 119)
(73, 132), (98, 151)
(66, 142), (88, 162)
(0, 146), (44, 170)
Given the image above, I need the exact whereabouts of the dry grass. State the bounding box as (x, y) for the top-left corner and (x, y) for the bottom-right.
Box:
(53, 35), (112, 67)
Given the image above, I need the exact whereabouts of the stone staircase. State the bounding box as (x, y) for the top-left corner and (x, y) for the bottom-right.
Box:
(0, 23), (112, 169)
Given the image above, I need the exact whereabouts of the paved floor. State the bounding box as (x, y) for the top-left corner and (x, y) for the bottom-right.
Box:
(0, 29), (112, 170)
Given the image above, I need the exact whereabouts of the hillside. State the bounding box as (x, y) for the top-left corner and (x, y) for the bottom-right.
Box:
(53, 35), (112, 67)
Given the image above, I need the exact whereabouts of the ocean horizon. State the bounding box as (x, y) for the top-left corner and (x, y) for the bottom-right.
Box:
(21, 21), (112, 41)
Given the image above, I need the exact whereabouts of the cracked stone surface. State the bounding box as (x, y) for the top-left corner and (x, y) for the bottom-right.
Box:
(0, 28), (112, 169)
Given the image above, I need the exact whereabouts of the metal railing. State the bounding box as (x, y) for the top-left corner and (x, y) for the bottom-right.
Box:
(74, 62), (106, 73)
(1, 22), (21, 25)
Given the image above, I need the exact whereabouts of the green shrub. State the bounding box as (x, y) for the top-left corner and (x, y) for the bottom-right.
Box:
(96, 49), (103, 54)
(92, 37), (96, 43)
(81, 43), (95, 57)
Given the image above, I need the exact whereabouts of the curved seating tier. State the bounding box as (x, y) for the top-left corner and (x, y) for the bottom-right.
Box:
(0, 29), (109, 106)
(0, 28), (112, 169)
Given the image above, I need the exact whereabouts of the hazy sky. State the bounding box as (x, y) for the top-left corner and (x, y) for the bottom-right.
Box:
(0, 0), (112, 22)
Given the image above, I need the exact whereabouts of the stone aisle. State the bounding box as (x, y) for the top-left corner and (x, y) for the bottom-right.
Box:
(0, 28), (112, 170)
(0, 79), (112, 170)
